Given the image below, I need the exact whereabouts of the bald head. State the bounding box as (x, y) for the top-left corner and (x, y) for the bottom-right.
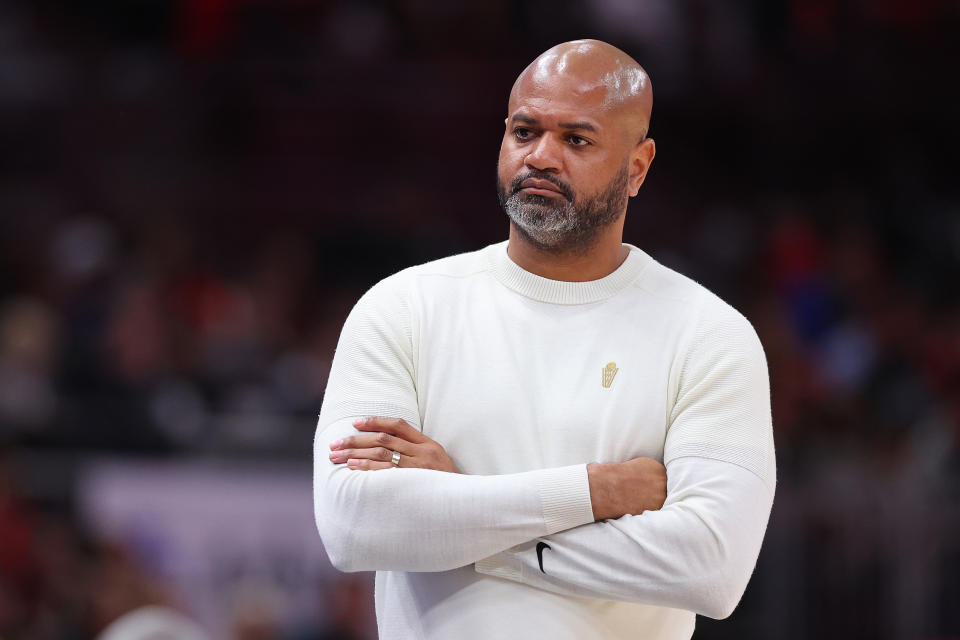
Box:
(511, 39), (653, 141)
(498, 39), (657, 254)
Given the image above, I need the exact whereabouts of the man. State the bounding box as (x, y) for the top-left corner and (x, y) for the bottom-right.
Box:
(313, 39), (775, 639)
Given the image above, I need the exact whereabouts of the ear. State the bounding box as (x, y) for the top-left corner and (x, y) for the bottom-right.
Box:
(628, 138), (656, 196)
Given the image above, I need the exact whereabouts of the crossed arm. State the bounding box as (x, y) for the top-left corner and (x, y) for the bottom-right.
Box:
(327, 416), (667, 520)
(314, 415), (595, 573)
(316, 416), (771, 619)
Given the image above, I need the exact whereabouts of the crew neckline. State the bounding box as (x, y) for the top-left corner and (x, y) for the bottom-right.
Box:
(486, 240), (651, 305)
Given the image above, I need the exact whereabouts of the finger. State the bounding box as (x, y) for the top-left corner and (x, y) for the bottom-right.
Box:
(352, 417), (427, 444)
(346, 458), (393, 471)
(329, 446), (394, 464)
(330, 432), (415, 455)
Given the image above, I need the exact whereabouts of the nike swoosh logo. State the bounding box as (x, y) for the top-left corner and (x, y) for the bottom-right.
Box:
(536, 541), (552, 574)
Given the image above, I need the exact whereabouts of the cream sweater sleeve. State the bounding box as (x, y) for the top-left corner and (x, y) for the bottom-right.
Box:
(474, 458), (772, 619)
(313, 275), (595, 572)
(475, 301), (776, 619)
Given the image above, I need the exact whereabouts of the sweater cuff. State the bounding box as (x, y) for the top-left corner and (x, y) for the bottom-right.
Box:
(534, 464), (595, 534)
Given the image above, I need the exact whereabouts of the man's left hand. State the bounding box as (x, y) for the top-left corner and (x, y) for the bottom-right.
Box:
(329, 417), (461, 473)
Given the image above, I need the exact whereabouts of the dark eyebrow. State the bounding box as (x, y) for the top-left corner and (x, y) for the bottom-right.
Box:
(511, 114), (539, 126)
(510, 113), (598, 133)
(558, 121), (597, 133)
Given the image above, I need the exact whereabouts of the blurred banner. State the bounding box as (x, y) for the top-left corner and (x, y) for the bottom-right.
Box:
(78, 459), (334, 637)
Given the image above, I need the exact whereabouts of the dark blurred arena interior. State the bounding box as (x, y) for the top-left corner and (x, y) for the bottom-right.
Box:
(1, 0), (959, 638)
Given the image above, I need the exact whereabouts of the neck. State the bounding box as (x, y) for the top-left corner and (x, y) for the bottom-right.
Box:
(506, 224), (630, 282)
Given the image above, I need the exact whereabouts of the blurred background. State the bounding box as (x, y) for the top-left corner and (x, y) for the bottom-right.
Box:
(1, 0), (958, 638)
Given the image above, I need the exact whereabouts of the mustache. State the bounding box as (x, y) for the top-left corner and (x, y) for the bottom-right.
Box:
(509, 171), (574, 201)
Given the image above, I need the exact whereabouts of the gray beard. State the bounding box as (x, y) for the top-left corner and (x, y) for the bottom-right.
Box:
(498, 165), (629, 254)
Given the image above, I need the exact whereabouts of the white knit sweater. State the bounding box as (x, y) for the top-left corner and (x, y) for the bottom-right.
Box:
(313, 241), (775, 640)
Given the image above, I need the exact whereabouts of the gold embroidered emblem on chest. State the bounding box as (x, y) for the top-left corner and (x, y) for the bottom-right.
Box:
(602, 362), (619, 388)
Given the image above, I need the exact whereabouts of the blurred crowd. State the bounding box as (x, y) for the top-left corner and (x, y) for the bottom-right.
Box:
(1, 0), (959, 638)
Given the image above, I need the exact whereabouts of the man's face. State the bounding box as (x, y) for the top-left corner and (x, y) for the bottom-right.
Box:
(497, 74), (633, 252)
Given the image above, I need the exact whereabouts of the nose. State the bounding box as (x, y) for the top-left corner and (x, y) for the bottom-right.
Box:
(524, 133), (563, 173)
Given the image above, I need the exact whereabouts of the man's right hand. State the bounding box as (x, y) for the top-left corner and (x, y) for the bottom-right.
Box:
(586, 457), (667, 521)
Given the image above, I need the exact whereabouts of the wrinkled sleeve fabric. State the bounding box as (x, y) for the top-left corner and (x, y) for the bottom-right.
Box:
(475, 301), (776, 619)
(313, 274), (595, 573)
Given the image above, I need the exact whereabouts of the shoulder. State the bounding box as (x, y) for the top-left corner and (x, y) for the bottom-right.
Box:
(349, 243), (498, 317)
(397, 243), (496, 286)
(359, 243), (498, 301)
(634, 251), (763, 356)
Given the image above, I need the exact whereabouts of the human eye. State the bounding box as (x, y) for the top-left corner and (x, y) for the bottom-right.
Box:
(513, 127), (534, 142)
(567, 134), (590, 147)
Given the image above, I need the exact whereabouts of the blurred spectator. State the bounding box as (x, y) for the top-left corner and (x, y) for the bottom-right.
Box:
(96, 605), (210, 640)
(229, 580), (286, 640)
(0, 298), (60, 434)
